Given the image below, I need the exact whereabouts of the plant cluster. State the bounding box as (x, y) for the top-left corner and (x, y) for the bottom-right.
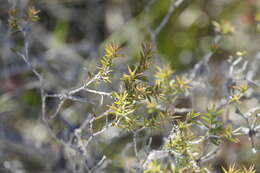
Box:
(1, 1), (260, 173)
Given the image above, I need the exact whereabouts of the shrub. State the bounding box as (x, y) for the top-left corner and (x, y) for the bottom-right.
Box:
(1, 1), (259, 173)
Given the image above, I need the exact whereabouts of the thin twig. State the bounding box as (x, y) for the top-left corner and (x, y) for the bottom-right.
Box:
(152, 0), (185, 41)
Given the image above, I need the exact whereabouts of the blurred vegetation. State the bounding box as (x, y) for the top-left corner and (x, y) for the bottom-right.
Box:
(0, 0), (260, 173)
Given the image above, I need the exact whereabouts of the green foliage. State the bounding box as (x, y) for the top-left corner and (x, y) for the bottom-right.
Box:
(108, 43), (192, 130)
(26, 6), (40, 22)
(155, 65), (191, 95)
(222, 164), (256, 173)
(155, 65), (175, 86)
(186, 111), (200, 124)
(8, 6), (40, 31)
(109, 43), (162, 129)
(94, 40), (248, 172)
(98, 42), (122, 82)
(144, 160), (163, 173)
(110, 91), (136, 128)
(165, 122), (196, 169)
(97, 40), (244, 172)
(8, 8), (19, 30)
(5, 1), (259, 172)
(200, 104), (239, 145)
(229, 82), (249, 104)
(212, 20), (235, 35)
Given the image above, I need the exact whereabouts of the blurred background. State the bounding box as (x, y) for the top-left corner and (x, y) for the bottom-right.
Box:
(0, 0), (259, 172)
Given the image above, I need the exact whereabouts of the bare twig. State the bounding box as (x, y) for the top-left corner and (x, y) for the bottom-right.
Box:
(152, 0), (185, 41)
